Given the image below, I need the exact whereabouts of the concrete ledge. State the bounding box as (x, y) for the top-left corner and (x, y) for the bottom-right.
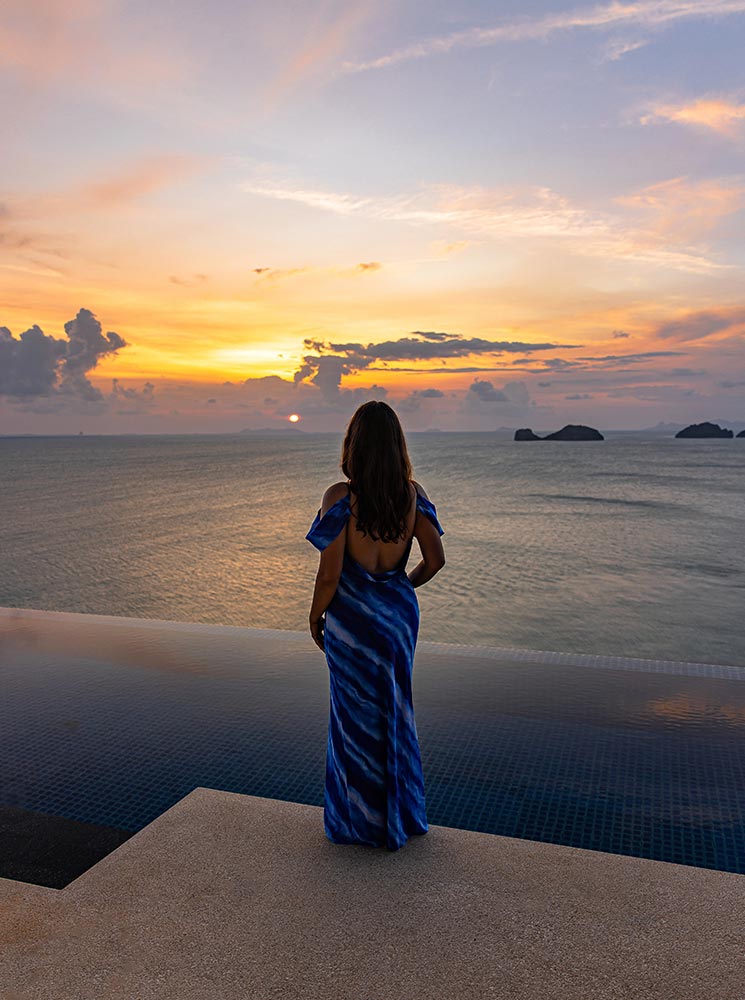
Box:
(1, 788), (743, 999)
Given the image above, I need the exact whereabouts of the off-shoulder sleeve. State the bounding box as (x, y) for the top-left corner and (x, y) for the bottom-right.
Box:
(415, 493), (444, 536)
(305, 496), (351, 551)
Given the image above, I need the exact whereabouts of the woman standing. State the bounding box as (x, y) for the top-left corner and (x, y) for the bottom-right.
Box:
(306, 401), (445, 851)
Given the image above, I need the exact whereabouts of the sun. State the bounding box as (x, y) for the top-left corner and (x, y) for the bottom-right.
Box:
(288, 413), (300, 423)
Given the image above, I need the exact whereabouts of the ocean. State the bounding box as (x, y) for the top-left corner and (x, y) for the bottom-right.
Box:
(1, 432), (744, 667)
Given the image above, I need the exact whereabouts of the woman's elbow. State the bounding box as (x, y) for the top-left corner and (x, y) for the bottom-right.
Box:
(428, 553), (446, 573)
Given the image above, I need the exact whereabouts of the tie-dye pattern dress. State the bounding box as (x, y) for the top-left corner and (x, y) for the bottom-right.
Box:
(306, 488), (444, 851)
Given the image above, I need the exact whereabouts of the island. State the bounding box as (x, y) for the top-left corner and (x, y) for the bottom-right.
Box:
(674, 422), (733, 439)
(514, 424), (604, 441)
(738, 430), (745, 438)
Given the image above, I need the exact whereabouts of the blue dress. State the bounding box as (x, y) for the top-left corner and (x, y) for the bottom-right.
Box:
(306, 489), (444, 851)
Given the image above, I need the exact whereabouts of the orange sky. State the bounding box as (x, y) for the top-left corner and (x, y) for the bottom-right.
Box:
(2, 0), (745, 431)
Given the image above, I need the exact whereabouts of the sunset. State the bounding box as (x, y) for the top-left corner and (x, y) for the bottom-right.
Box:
(2, 5), (745, 993)
(2, 0), (744, 432)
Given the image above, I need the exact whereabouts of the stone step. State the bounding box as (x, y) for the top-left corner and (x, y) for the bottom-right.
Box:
(1, 788), (742, 999)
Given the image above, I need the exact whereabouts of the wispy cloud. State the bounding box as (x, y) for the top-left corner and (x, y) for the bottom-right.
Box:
(339, 0), (745, 74)
(654, 307), (745, 341)
(73, 154), (212, 210)
(614, 175), (745, 242)
(249, 261), (383, 283)
(242, 173), (741, 273)
(596, 36), (651, 61)
(0, 0), (193, 94)
(260, 1), (377, 114)
(10, 154), (214, 220)
(640, 96), (745, 137)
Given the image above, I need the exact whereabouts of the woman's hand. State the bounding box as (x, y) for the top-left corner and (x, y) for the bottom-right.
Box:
(309, 614), (325, 651)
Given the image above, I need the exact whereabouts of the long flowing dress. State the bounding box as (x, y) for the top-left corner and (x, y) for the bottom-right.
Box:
(306, 488), (444, 851)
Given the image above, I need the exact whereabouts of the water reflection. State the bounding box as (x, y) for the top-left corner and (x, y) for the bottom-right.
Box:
(1, 607), (744, 874)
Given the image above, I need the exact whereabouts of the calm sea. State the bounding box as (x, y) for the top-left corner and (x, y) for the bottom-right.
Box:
(1, 432), (744, 666)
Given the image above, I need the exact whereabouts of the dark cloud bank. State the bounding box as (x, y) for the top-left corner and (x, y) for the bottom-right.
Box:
(0, 308), (129, 412)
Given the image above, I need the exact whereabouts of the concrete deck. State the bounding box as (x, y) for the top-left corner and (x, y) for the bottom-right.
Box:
(1, 788), (743, 999)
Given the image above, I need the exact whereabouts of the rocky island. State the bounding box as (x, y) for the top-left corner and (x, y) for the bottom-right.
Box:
(514, 424), (604, 441)
(675, 422), (733, 439)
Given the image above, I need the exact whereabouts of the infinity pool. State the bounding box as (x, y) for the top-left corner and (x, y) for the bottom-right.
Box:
(2, 607), (744, 888)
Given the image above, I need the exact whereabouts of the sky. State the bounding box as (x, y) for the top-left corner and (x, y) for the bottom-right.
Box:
(1, 0), (745, 433)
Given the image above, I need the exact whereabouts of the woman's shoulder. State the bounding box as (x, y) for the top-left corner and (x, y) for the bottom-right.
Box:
(320, 481), (350, 514)
(411, 479), (429, 500)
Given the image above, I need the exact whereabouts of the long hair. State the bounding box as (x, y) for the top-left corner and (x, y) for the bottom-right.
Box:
(341, 401), (413, 542)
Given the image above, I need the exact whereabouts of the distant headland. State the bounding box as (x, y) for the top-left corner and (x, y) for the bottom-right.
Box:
(514, 424), (604, 441)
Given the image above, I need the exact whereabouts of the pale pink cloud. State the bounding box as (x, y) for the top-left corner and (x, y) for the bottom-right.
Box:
(640, 97), (745, 137)
(9, 153), (215, 220)
(0, 0), (193, 97)
(259, 1), (380, 117)
(614, 175), (745, 242)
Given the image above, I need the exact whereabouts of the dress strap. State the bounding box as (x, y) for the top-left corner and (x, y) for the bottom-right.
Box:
(415, 492), (444, 536)
(305, 495), (351, 551)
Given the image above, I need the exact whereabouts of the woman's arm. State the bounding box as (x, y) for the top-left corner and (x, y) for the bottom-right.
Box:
(407, 482), (445, 589)
(309, 483), (347, 650)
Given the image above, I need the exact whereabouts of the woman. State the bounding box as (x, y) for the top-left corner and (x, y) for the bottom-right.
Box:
(306, 400), (445, 851)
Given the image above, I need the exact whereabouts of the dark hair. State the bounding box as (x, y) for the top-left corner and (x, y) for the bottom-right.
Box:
(341, 401), (413, 542)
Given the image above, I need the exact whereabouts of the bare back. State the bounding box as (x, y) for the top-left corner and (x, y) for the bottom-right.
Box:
(346, 481), (417, 574)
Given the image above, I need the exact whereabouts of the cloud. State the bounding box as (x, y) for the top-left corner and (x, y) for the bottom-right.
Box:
(575, 351), (684, 363)
(243, 176), (611, 237)
(301, 332), (580, 365)
(430, 239), (472, 256)
(640, 96), (745, 137)
(396, 387), (446, 413)
(614, 176), (745, 243)
(243, 173), (736, 273)
(718, 379), (745, 387)
(230, 370), (388, 417)
(0, 0), (194, 100)
(596, 36), (650, 62)
(70, 154), (209, 210)
(3, 154), (214, 271)
(250, 261), (383, 283)
(462, 379), (535, 417)
(170, 273), (209, 286)
(339, 0), (745, 74)
(109, 378), (156, 415)
(253, 266), (311, 282)
(604, 385), (704, 400)
(293, 331), (584, 395)
(416, 331), (460, 342)
(524, 357), (584, 369)
(565, 393), (594, 399)
(654, 308), (745, 341)
(241, 181), (376, 216)
(259, 1), (377, 115)
(0, 308), (127, 406)
(468, 379), (509, 403)
(612, 330), (631, 338)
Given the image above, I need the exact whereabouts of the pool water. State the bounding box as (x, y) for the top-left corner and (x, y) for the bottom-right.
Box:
(2, 607), (744, 883)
